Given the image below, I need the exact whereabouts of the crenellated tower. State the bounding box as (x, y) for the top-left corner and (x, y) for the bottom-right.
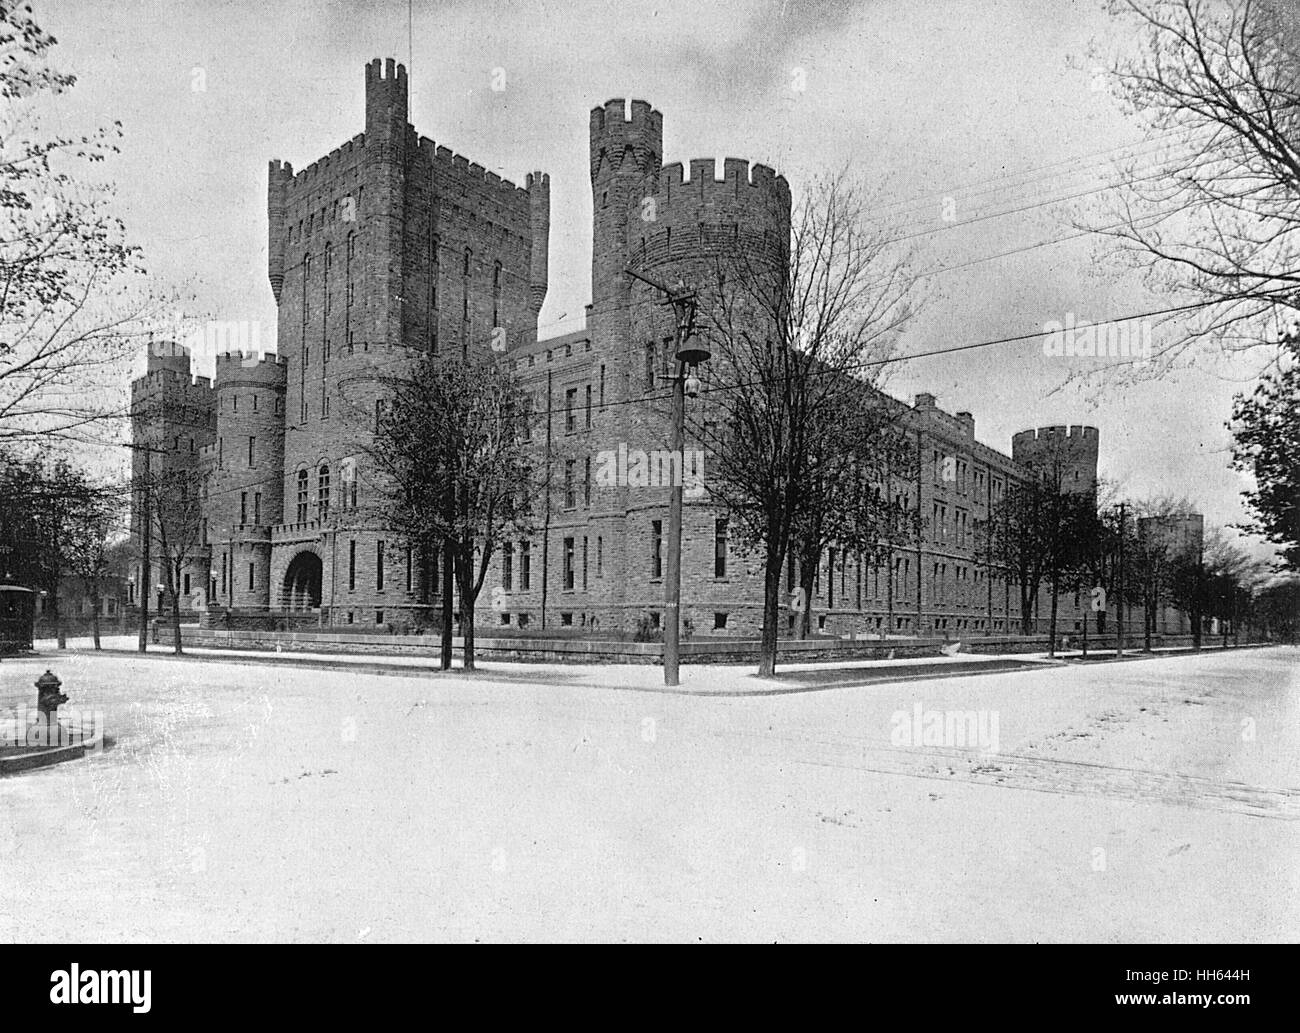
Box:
(589, 99), (662, 311)
(208, 352), (287, 609)
(267, 159), (293, 303)
(128, 343), (217, 610)
(1011, 425), (1100, 493)
(256, 58), (551, 624)
(526, 171), (550, 314)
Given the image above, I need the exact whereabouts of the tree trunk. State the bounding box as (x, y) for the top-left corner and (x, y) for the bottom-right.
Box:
(170, 565), (183, 655)
(440, 540), (453, 671)
(1047, 572), (1059, 658)
(758, 547), (782, 677)
(50, 588), (65, 649)
(797, 544), (819, 639)
(457, 546), (476, 672)
(90, 579), (102, 650)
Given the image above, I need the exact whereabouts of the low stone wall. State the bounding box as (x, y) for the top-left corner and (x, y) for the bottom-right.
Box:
(34, 616), (130, 639)
(177, 626), (1234, 665)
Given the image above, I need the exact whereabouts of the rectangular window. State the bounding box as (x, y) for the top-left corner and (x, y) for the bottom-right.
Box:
(248, 563), (255, 591)
(582, 536), (588, 590)
(645, 342), (655, 389)
(599, 365), (606, 407)
(254, 492), (262, 525)
(564, 460), (576, 508)
(565, 387), (578, 433)
(714, 517), (728, 578)
(348, 540), (356, 591)
(651, 519), (663, 579)
(584, 457), (591, 506)
(563, 537), (575, 591)
(585, 384), (592, 428)
(406, 547), (413, 593)
(240, 492), (248, 525)
(248, 436), (256, 467)
(597, 536), (603, 577)
(377, 540), (385, 590)
(520, 541), (531, 591)
(502, 543), (514, 591)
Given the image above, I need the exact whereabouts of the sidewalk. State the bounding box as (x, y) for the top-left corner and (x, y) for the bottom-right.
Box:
(21, 635), (1265, 698)
(17, 634), (1069, 697)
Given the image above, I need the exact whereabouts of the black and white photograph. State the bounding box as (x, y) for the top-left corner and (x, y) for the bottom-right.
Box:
(0, 0), (1296, 978)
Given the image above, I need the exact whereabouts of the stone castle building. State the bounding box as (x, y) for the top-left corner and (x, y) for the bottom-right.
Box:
(131, 58), (1145, 639)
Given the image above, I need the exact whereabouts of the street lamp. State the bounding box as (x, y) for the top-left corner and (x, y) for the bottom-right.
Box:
(625, 268), (709, 686)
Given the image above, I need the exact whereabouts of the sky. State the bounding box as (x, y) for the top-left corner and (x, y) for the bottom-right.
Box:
(34, 0), (1280, 562)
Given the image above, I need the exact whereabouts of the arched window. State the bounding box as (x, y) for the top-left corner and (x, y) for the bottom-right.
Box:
(463, 247), (472, 277)
(318, 464), (330, 520)
(296, 469), (309, 523)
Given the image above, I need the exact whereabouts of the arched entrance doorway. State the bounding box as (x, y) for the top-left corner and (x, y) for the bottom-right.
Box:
(281, 552), (322, 611)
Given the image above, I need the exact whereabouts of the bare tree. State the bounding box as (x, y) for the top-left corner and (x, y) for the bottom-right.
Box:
(1097, 0), (1300, 366)
(695, 171), (924, 675)
(65, 480), (125, 650)
(366, 351), (535, 671)
(149, 462), (204, 655)
(0, 1), (170, 445)
(979, 451), (1096, 651)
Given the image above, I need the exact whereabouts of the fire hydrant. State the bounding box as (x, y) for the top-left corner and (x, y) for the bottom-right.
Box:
(35, 670), (67, 717)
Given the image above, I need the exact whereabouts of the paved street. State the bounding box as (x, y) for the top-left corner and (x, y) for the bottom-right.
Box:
(1, 645), (1296, 942)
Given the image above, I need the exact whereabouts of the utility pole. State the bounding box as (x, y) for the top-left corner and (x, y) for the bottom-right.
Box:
(1115, 501), (1125, 659)
(625, 267), (704, 687)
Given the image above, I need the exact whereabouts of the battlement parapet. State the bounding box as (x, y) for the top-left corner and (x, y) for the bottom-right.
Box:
(590, 98), (663, 181)
(287, 134), (366, 188)
(1011, 424), (1099, 449)
(655, 158), (790, 199)
(214, 351), (288, 391)
(638, 158), (791, 234)
(365, 57), (407, 130)
(419, 136), (532, 207)
(130, 366), (217, 399)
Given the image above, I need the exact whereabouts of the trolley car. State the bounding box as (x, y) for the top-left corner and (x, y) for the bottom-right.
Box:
(0, 585), (35, 655)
